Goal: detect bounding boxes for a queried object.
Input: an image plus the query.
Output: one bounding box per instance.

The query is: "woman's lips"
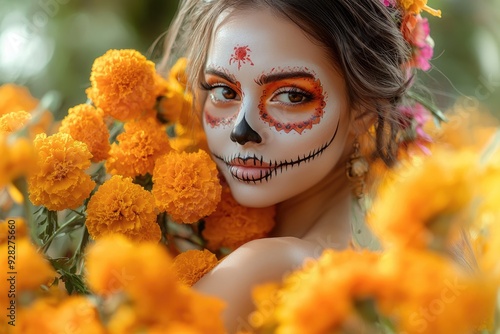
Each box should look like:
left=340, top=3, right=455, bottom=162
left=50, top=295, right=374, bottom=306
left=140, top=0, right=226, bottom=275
left=228, top=157, right=274, bottom=181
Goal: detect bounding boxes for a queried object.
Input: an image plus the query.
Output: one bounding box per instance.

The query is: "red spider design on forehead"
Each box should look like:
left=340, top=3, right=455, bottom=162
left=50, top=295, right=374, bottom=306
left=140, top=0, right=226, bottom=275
left=229, top=45, right=254, bottom=70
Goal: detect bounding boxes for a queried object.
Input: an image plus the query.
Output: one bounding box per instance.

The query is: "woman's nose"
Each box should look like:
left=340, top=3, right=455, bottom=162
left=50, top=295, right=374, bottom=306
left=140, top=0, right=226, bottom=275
left=230, top=115, right=262, bottom=145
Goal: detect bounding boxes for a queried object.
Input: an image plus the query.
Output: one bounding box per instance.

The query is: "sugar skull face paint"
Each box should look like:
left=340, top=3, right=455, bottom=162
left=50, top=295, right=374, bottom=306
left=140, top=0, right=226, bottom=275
left=229, top=45, right=254, bottom=70
left=202, top=8, right=350, bottom=207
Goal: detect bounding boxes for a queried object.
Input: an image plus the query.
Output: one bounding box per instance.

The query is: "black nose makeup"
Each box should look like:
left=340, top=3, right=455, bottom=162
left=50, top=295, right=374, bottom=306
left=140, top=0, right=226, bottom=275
left=230, top=115, right=262, bottom=145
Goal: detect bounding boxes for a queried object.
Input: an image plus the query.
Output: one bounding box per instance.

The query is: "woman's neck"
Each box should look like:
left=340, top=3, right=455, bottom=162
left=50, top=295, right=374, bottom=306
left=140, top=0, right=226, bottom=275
left=271, top=159, right=353, bottom=251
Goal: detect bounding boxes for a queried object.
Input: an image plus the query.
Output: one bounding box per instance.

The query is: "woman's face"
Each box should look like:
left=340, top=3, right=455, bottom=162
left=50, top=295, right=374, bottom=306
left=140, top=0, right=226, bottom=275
left=202, top=8, right=350, bottom=207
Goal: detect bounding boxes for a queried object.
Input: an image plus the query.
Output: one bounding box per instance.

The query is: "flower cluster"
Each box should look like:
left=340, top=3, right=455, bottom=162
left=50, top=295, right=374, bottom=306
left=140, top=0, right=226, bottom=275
left=379, top=0, right=444, bottom=155
left=247, top=132, right=500, bottom=333
left=0, top=47, right=278, bottom=332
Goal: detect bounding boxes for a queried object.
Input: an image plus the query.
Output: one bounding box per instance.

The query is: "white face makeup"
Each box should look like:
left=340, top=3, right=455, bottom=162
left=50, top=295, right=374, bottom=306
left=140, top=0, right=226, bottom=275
left=202, top=8, right=350, bottom=208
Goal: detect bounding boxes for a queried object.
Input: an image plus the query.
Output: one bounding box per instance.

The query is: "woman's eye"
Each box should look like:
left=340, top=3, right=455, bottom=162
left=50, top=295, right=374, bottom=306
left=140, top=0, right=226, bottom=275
left=273, top=90, right=310, bottom=104
left=210, top=86, right=239, bottom=102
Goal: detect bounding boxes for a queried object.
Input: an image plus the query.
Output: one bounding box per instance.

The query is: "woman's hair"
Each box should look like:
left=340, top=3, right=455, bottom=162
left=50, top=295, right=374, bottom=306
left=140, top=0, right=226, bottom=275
left=158, top=0, right=412, bottom=166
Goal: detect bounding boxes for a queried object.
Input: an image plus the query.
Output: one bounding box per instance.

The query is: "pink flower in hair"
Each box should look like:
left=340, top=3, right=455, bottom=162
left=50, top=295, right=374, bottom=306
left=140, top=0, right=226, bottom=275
left=404, top=15, right=434, bottom=71
left=380, top=0, right=396, bottom=6
left=399, top=103, right=433, bottom=154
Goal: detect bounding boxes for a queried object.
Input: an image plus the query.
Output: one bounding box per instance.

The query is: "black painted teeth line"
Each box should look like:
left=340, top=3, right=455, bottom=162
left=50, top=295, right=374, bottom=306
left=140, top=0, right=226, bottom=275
left=214, top=120, right=340, bottom=183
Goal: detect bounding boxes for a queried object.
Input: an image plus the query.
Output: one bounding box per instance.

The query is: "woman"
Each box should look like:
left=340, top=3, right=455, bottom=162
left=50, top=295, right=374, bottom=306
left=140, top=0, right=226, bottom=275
left=159, top=0, right=415, bottom=331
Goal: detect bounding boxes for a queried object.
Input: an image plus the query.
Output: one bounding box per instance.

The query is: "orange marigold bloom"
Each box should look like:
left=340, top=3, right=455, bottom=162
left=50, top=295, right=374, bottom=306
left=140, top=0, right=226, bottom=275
left=152, top=150, right=221, bottom=223
left=0, top=238, right=56, bottom=291
left=0, top=110, right=31, bottom=134
left=172, top=249, right=218, bottom=287
left=28, top=132, right=95, bottom=211
left=15, top=296, right=106, bottom=334
left=367, top=148, right=477, bottom=250
left=87, top=49, right=157, bottom=121
left=399, top=0, right=441, bottom=17
left=0, top=84, right=38, bottom=116
left=85, top=235, right=225, bottom=333
left=106, top=116, right=171, bottom=177
left=0, top=217, right=28, bottom=244
left=59, top=104, right=110, bottom=162
left=85, top=175, right=160, bottom=242
left=0, top=135, right=35, bottom=188
left=203, top=187, right=276, bottom=250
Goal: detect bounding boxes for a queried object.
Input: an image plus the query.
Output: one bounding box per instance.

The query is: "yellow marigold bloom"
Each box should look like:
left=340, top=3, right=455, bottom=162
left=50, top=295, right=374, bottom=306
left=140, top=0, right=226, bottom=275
left=106, top=116, right=171, bottom=177
left=28, top=132, right=95, bottom=211
left=0, top=135, right=35, bottom=188
left=87, top=49, right=157, bottom=121
left=172, top=249, right=218, bottom=286
left=85, top=235, right=225, bottom=333
left=368, top=148, right=477, bottom=250
left=85, top=175, right=160, bottom=242
left=15, top=296, right=105, bottom=334
left=0, top=217, right=28, bottom=244
left=399, top=0, right=441, bottom=17
left=152, top=150, right=221, bottom=223
left=203, top=187, right=276, bottom=250
left=0, top=110, right=31, bottom=134
left=0, top=84, right=38, bottom=116
left=59, top=104, right=110, bottom=162
left=169, top=121, right=209, bottom=153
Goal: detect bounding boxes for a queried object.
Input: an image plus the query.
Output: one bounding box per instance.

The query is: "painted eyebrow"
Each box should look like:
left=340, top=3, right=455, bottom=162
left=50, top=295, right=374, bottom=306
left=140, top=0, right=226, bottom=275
left=255, top=71, right=316, bottom=86
left=204, top=68, right=237, bottom=85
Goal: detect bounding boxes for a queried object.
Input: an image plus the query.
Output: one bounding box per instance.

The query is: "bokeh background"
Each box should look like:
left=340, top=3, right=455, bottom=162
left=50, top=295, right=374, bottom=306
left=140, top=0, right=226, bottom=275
left=0, top=0, right=499, bottom=120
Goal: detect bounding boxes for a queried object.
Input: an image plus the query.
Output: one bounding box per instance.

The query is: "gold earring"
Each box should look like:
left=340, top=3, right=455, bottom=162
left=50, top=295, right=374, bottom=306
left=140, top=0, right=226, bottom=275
left=346, top=140, right=369, bottom=199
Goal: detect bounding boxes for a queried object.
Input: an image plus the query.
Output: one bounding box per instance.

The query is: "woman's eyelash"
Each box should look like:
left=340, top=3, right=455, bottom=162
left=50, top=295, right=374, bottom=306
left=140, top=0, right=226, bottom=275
left=274, top=87, right=314, bottom=99
left=200, top=81, right=226, bottom=91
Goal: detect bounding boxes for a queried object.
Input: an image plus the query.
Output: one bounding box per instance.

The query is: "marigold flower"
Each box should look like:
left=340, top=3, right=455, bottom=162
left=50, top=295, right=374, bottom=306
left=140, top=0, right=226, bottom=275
left=85, top=235, right=225, bottom=333
left=203, top=187, right=276, bottom=250
left=59, top=104, right=110, bottom=162
left=87, top=49, right=157, bottom=121
left=0, top=239, right=56, bottom=292
left=172, top=249, right=218, bottom=286
left=0, top=135, right=35, bottom=187
left=0, top=110, right=31, bottom=135
left=152, top=150, right=221, bottom=223
left=15, top=296, right=105, bottom=334
left=258, top=248, right=494, bottom=334
left=106, top=116, right=171, bottom=177
left=28, top=132, right=95, bottom=211
left=0, top=218, right=28, bottom=244
left=367, top=148, right=477, bottom=250
left=0, top=84, right=38, bottom=116
left=85, top=175, right=160, bottom=242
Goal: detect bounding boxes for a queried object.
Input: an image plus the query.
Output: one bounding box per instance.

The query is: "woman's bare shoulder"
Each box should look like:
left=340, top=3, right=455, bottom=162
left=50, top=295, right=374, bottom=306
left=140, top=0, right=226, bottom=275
left=194, top=237, right=320, bottom=332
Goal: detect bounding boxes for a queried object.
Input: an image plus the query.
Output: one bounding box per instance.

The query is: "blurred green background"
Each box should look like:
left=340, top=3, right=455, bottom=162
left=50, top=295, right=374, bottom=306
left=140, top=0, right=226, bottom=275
left=0, top=0, right=499, bottom=119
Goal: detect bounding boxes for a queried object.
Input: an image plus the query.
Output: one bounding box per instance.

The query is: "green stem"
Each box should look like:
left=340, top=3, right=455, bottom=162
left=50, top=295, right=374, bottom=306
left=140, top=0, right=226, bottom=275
left=72, top=226, right=90, bottom=275
left=39, top=215, right=83, bottom=253
left=407, top=91, right=448, bottom=123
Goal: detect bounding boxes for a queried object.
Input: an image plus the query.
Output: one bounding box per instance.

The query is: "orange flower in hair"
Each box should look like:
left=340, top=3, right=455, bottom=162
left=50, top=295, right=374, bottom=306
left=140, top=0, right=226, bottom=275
left=172, top=249, right=218, bottom=287
left=106, top=116, right=171, bottom=177
left=59, top=104, right=110, bottom=162
left=203, top=187, right=276, bottom=251
left=85, top=175, right=160, bottom=242
left=399, top=0, right=441, bottom=17
left=0, top=110, right=31, bottom=134
left=152, top=150, right=221, bottom=223
left=87, top=49, right=157, bottom=121
left=28, top=133, right=95, bottom=211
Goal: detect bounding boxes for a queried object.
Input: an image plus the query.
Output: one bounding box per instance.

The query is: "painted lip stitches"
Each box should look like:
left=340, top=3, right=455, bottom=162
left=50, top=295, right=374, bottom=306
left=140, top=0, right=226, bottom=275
left=214, top=121, right=340, bottom=183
